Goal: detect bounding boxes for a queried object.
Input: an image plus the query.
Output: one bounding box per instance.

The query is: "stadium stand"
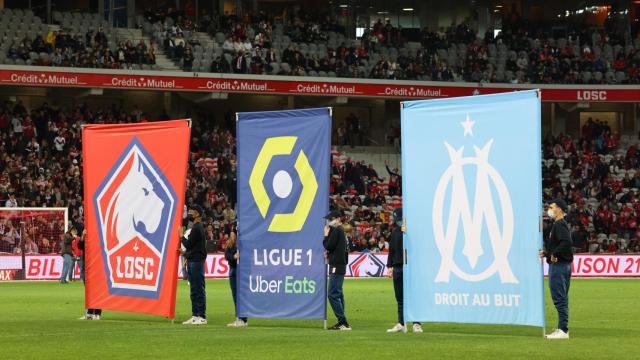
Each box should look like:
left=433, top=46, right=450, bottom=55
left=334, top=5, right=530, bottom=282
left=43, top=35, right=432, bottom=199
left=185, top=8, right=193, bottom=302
left=1, top=6, right=639, bottom=84
left=0, top=8, right=164, bottom=70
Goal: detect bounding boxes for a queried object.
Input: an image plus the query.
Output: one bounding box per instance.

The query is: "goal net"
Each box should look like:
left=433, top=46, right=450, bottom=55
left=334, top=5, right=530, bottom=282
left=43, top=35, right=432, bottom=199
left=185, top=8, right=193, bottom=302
left=0, top=207, right=68, bottom=254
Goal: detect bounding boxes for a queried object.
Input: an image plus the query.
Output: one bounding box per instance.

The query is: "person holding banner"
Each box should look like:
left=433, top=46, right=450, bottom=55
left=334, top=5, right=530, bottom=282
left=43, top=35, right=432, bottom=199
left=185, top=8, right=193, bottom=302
left=78, top=230, right=103, bottom=321
left=179, top=204, right=208, bottom=325
left=323, top=209, right=351, bottom=331
left=386, top=208, right=423, bottom=333
left=225, top=234, right=248, bottom=327
left=541, top=198, right=574, bottom=340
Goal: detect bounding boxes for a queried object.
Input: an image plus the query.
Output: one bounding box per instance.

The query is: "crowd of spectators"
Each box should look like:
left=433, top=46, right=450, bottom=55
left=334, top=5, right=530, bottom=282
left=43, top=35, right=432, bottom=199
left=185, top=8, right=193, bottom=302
left=542, top=119, right=640, bottom=253
left=0, top=210, right=66, bottom=254
left=145, top=6, right=199, bottom=67
left=6, top=27, right=156, bottom=69
left=5, top=5, right=640, bottom=84
left=163, top=8, right=640, bottom=84
left=2, top=99, right=640, bottom=255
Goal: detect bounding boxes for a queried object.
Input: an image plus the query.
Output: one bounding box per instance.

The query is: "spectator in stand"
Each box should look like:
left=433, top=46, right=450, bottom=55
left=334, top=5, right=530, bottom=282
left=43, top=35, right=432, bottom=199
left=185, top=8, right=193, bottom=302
left=385, top=161, right=401, bottom=196
left=205, top=224, right=217, bottom=253
left=233, top=52, right=249, bottom=73
left=1, top=222, right=18, bottom=253
left=5, top=193, right=17, bottom=207
left=183, top=46, right=194, bottom=70
left=24, top=238, right=39, bottom=254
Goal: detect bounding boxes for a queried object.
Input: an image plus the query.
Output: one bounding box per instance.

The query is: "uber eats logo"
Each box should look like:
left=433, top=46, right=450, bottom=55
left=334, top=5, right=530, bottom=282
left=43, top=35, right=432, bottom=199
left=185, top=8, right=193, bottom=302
left=249, top=136, right=318, bottom=232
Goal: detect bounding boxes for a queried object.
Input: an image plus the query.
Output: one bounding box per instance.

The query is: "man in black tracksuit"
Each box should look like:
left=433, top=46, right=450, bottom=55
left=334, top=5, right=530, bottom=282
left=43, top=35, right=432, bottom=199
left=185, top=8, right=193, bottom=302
left=386, top=208, right=422, bottom=333
left=541, top=198, right=573, bottom=339
left=323, top=209, right=351, bottom=330
left=179, top=204, right=207, bottom=325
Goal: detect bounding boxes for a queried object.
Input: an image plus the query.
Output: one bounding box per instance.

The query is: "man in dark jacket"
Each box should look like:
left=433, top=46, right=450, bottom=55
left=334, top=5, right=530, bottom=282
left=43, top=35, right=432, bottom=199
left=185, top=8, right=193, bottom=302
left=59, top=226, right=76, bottom=284
left=179, top=204, right=207, bottom=325
left=541, top=198, right=573, bottom=339
left=386, top=208, right=422, bottom=333
left=323, top=209, right=351, bottom=330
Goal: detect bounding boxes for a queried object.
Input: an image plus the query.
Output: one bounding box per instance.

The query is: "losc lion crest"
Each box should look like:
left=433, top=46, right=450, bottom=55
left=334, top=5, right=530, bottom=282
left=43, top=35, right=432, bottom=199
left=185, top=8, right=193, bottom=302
left=94, top=137, right=177, bottom=298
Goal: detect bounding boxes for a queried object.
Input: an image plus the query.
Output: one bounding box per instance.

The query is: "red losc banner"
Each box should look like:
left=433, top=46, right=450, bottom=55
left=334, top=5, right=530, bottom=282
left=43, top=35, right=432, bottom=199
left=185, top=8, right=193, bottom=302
left=82, top=120, right=190, bottom=318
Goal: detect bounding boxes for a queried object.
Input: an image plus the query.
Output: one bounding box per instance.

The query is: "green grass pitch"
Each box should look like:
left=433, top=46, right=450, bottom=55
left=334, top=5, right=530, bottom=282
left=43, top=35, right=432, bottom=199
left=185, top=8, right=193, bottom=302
left=0, top=278, right=638, bottom=359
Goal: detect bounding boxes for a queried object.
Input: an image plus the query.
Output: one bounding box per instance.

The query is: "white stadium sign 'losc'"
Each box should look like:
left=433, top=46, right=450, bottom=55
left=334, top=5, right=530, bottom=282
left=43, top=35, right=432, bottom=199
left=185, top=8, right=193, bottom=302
left=576, top=90, right=607, bottom=101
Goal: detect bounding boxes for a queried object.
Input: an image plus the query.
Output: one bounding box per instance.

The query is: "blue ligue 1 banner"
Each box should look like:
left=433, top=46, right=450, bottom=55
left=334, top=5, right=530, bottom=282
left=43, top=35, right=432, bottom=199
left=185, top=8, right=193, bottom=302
left=401, top=91, right=545, bottom=327
left=236, top=108, right=330, bottom=320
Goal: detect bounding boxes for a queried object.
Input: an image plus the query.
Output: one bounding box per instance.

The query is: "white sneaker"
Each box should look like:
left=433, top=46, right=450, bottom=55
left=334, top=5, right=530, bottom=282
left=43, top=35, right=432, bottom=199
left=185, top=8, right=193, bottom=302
left=193, top=317, right=207, bottom=325
left=386, top=323, right=406, bottom=333
left=78, top=315, right=93, bottom=320
left=92, top=315, right=101, bottom=321
left=337, top=324, right=352, bottom=331
left=545, top=329, right=569, bottom=339
left=227, top=318, right=248, bottom=327
left=545, top=329, right=559, bottom=338
left=413, top=323, right=423, bottom=333
left=182, top=316, right=198, bottom=325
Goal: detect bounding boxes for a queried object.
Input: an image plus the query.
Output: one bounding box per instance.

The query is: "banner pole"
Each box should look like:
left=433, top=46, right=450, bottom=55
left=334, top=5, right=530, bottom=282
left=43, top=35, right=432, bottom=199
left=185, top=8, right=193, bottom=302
left=539, top=214, right=546, bottom=339
left=403, top=225, right=408, bottom=334
left=541, top=256, right=546, bottom=339
left=324, top=107, right=331, bottom=330
left=324, top=261, right=329, bottom=330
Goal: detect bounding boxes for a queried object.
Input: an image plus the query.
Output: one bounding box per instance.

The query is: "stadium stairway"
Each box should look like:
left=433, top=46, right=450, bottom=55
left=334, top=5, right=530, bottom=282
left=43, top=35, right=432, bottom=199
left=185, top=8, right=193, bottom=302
left=153, top=48, right=181, bottom=71
left=192, top=31, right=215, bottom=50
left=113, top=28, right=180, bottom=71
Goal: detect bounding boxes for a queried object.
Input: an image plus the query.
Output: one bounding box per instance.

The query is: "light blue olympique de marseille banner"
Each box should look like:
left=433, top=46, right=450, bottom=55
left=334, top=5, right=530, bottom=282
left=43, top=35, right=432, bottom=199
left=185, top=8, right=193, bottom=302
left=401, top=90, right=544, bottom=327
left=236, top=108, right=330, bottom=320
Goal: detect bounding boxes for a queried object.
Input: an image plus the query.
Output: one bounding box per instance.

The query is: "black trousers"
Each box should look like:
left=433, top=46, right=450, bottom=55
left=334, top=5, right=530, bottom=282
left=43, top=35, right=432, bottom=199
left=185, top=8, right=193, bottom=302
left=187, top=260, right=206, bottom=318
left=229, top=267, right=247, bottom=322
left=392, top=266, right=420, bottom=326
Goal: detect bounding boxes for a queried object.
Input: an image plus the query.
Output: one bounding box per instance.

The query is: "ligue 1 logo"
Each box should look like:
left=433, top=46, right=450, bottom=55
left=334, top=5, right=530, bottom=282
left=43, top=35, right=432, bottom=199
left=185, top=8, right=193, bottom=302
left=248, top=136, right=318, bottom=232
left=93, top=137, right=177, bottom=298
left=432, top=115, right=518, bottom=284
